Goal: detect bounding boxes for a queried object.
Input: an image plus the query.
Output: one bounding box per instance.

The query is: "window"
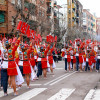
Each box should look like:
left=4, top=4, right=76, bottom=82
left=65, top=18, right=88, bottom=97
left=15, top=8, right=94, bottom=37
left=83, top=12, right=86, bottom=18
left=0, top=11, right=5, bottom=23
left=68, top=9, right=71, bottom=14
left=69, top=18, right=71, bottom=23
left=0, top=0, right=5, bottom=4
left=42, top=11, right=44, bottom=17
left=69, top=0, right=71, bottom=5
left=12, top=17, right=14, bottom=25
left=18, top=0, right=21, bottom=8
left=39, top=10, right=42, bottom=16
left=11, top=0, right=15, bottom=4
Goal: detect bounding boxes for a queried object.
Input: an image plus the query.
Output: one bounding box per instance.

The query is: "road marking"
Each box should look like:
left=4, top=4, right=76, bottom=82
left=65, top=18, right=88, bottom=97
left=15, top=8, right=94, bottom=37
left=0, top=88, right=19, bottom=97
left=55, top=68, right=64, bottom=70
left=11, top=88, right=47, bottom=100
left=22, top=84, right=42, bottom=86
left=48, top=88, right=75, bottom=100
left=50, top=72, right=76, bottom=86
left=84, top=89, right=100, bottom=100
left=44, top=73, right=69, bottom=85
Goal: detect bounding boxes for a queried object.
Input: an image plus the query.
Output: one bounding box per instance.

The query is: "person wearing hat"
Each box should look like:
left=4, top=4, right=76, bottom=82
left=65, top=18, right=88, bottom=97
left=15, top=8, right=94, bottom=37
left=1, top=34, right=21, bottom=96
left=47, top=43, right=56, bottom=74
left=37, top=43, right=50, bottom=79
left=18, top=42, right=32, bottom=88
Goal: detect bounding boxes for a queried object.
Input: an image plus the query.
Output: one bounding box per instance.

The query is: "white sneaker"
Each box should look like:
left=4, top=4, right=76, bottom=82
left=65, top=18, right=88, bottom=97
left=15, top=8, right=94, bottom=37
left=27, top=86, right=31, bottom=89
left=14, top=92, right=18, bottom=96
left=4, top=93, right=8, bottom=96
left=1, top=87, right=3, bottom=89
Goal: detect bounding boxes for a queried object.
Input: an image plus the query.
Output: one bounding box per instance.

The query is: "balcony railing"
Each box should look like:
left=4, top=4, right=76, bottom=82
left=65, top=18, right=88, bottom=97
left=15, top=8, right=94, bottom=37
left=46, top=0, right=51, bottom=3
left=0, top=0, right=6, bottom=5
left=54, top=1, right=57, bottom=7
left=24, top=2, right=36, bottom=15
left=0, top=23, right=7, bottom=27
left=54, top=12, right=57, bottom=18
left=47, top=7, right=51, bottom=15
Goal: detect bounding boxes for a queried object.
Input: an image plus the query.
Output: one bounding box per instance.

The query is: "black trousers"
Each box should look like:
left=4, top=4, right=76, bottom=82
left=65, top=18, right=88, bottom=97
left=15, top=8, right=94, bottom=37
left=19, top=66, right=25, bottom=76
left=65, top=58, right=67, bottom=70
left=1, top=69, right=8, bottom=93
left=37, top=61, right=42, bottom=77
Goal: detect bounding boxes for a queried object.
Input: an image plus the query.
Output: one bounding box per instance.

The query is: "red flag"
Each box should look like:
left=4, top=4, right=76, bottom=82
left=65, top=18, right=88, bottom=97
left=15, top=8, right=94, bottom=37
left=55, top=36, right=57, bottom=42
left=17, top=21, right=22, bottom=31
left=4, top=33, right=5, bottom=38
left=70, top=40, right=72, bottom=44
left=17, top=21, right=30, bottom=35
left=26, top=29, right=31, bottom=38
left=30, top=30, right=34, bottom=38
left=46, top=35, right=49, bottom=42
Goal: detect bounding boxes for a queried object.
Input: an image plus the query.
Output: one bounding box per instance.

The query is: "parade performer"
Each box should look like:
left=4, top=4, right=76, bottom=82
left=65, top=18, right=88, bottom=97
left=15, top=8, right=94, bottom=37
left=37, top=43, right=50, bottom=79
left=1, top=34, right=21, bottom=96
left=18, top=42, right=32, bottom=88
left=48, top=43, right=56, bottom=74
left=71, top=47, right=76, bottom=71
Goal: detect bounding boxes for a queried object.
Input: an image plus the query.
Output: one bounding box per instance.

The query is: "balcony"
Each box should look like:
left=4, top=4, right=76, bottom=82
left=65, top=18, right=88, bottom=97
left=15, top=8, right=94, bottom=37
left=72, top=3, right=75, bottom=8
left=72, top=17, right=76, bottom=22
left=54, top=1, right=57, bottom=7
left=72, top=12, right=75, bottom=17
left=0, top=0, right=7, bottom=11
left=24, top=2, right=36, bottom=15
left=0, top=23, right=7, bottom=33
left=54, top=11, right=57, bottom=18
left=46, top=0, right=51, bottom=3
left=76, top=18, right=79, bottom=24
left=47, top=7, right=51, bottom=16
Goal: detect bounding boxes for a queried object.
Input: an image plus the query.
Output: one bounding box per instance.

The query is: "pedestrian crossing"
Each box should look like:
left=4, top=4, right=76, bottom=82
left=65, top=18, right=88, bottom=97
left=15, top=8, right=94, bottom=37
left=11, top=88, right=47, bottom=100
left=48, top=88, right=75, bottom=100
left=0, top=88, right=100, bottom=100
left=84, top=89, right=100, bottom=100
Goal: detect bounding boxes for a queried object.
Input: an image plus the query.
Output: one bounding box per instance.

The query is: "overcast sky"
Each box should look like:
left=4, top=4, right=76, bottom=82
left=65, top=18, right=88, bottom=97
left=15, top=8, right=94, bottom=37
left=57, top=0, right=100, bottom=17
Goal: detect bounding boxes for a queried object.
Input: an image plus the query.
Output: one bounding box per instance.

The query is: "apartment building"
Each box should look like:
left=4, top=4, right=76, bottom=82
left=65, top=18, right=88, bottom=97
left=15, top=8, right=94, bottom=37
left=67, top=0, right=83, bottom=29
left=0, top=0, right=57, bottom=37
left=83, top=9, right=96, bottom=35
left=96, top=18, right=100, bottom=35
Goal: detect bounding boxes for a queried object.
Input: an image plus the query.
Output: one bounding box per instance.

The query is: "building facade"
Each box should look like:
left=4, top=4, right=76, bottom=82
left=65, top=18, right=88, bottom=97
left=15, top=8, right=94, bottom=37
left=96, top=18, right=100, bottom=35
left=83, top=9, right=96, bottom=35
left=0, top=0, right=57, bottom=38
left=67, top=0, right=83, bottom=29
left=0, top=0, right=8, bottom=34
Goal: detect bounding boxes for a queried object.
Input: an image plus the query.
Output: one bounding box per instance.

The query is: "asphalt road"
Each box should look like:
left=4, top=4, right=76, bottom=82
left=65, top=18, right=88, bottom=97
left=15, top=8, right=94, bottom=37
left=0, top=61, right=100, bottom=100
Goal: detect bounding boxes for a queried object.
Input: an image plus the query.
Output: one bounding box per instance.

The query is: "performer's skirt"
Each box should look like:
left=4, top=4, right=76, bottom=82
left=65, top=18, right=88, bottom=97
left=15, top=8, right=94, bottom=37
left=48, top=56, right=53, bottom=64
left=23, top=61, right=31, bottom=74
left=41, top=58, right=47, bottom=69
left=7, top=61, right=18, bottom=76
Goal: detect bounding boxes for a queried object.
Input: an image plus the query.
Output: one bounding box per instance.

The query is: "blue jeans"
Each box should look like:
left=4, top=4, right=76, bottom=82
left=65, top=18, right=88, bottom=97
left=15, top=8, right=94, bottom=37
left=37, top=61, right=42, bottom=77
left=76, top=56, right=79, bottom=71
left=65, top=58, right=67, bottom=70
left=96, top=59, right=100, bottom=70
left=1, top=69, right=8, bottom=93
left=85, top=62, right=90, bottom=71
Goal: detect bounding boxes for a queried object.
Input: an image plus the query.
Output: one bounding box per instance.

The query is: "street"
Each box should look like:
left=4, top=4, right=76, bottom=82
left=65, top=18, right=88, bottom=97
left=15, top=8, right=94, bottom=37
left=0, top=61, right=100, bottom=100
